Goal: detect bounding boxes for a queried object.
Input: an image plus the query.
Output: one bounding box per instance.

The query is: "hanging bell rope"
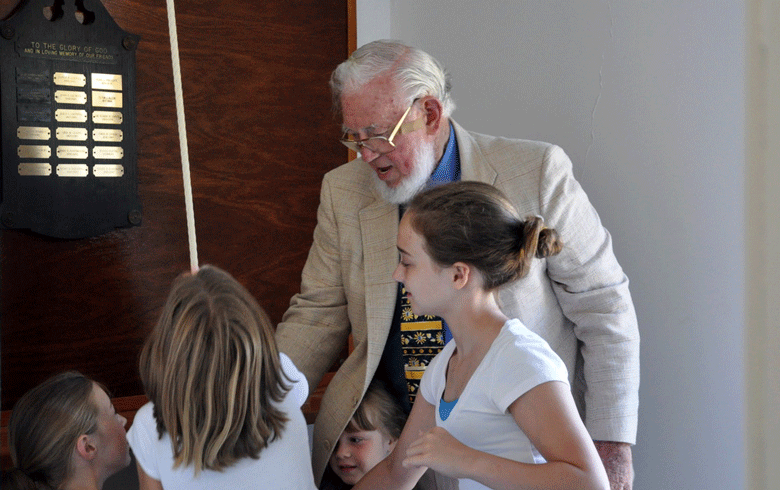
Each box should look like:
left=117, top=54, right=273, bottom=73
left=165, top=0, right=199, bottom=272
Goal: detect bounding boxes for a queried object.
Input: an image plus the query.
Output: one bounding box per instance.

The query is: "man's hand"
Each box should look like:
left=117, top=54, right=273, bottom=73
left=594, top=441, right=633, bottom=490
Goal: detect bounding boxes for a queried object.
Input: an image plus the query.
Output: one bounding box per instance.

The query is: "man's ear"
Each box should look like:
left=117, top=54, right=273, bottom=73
left=75, top=434, right=97, bottom=461
left=421, top=96, right=443, bottom=133
left=452, top=262, right=471, bottom=289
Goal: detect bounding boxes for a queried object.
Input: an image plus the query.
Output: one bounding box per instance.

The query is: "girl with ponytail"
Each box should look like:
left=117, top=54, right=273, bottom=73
left=2, top=371, right=130, bottom=490
left=354, top=181, right=609, bottom=490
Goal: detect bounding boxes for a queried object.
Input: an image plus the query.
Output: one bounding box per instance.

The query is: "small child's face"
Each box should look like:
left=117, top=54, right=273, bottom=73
left=329, top=429, right=397, bottom=485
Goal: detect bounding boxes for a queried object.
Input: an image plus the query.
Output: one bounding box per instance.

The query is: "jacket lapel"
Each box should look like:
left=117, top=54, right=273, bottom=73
left=452, top=120, right=498, bottom=184
left=359, top=197, right=400, bottom=377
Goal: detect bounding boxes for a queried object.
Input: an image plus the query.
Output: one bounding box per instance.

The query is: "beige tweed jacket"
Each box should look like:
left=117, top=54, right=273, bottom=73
left=275, top=120, right=640, bottom=486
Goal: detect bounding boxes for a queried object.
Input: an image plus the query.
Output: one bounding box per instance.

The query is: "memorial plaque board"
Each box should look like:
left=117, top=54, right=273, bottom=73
left=1, top=0, right=141, bottom=238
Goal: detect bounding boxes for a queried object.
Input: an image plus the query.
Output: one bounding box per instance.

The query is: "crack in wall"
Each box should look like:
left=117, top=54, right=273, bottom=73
left=581, top=0, right=613, bottom=180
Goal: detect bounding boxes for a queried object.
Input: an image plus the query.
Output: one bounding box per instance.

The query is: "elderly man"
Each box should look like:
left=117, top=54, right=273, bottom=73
left=276, top=40, right=639, bottom=490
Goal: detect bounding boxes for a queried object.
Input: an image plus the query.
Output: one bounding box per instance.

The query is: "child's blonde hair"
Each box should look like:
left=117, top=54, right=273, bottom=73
left=139, top=265, right=290, bottom=473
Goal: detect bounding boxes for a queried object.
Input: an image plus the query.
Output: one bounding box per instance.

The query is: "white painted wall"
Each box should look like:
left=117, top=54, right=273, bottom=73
left=745, top=2, right=780, bottom=489
left=357, top=1, right=747, bottom=489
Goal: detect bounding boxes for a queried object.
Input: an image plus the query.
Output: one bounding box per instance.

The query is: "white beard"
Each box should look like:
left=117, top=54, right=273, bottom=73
left=371, top=141, right=437, bottom=205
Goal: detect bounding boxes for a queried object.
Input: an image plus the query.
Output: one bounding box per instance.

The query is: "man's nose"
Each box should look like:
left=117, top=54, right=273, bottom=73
left=359, top=145, right=381, bottom=163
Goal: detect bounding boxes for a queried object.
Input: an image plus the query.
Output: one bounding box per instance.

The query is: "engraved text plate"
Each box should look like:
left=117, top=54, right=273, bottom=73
left=91, top=73, right=122, bottom=91
left=54, top=90, right=87, bottom=104
left=93, top=146, right=123, bottom=159
left=55, top=109, right=88, bottom=123
left=18, top=145, right=51, bottom=158
left=92, top=129, right=123, bottom=142
left=18, top=163, right=52, bottom=176
left=92, top=90, right=122, bottom=108
left=53, top=72, right=87, bottom=87
left=56, top=127, right=88, bottom=141
left=17, top=126, right=51, bottom=140
left=56, top=164, right=89, bottom=177
left=56, top=145, right=89, bottom=159
left=93, top=164, right=124, bottom=177
left=92, top=110, right=123, bottom=124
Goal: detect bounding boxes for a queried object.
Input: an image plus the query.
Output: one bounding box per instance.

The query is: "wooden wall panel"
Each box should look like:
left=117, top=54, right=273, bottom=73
left=0, top=0, right=348, bottom=411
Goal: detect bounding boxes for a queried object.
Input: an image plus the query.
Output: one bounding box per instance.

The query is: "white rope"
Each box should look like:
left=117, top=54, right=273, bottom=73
left=165, top=0, right=199, bottom=272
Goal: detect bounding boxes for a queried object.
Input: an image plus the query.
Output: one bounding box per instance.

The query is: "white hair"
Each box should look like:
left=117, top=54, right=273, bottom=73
left=330, top=39, right=455, bottom=117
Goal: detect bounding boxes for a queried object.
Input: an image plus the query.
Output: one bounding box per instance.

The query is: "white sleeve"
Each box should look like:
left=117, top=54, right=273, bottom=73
left=280, top=352, right=309, bottom=408
left=126, top=402, right=162, bottom=480
left=492, top=332, right=570, bottom=413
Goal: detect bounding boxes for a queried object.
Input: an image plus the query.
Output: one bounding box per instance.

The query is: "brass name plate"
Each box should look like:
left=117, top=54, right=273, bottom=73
left=91, top=73, right=122, bottom=91
left=93, top=164, right=124, bottom=177
left=56, top=164, right=89, bottom=177
left=18, top=163, right=52, bottom=176
left=92, top=90, right=122, bottom=108
left=56, top=145, right=88, bottom=159
left=56, top=127, right=88, bottom=141
left=18, top=145, right=51, bottom=158
left=93, top=129, right=123, bottom=142
left=17, top=126, right=51, bottom=140
left=92, top=111, right=123, bottom=125
left=55, top=109, right=88, bottom=123
left=93, top=146, right=123, bottom=159
left=53, top=72, right=86, bottom=87
left=54, top=90, right=87, bottom=104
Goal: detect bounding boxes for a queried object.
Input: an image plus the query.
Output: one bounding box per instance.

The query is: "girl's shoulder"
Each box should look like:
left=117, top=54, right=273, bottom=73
left=488, top=319, right=568, bottom=379
left=129, top=401, right=156, bottom=431
left=500, top=319, right=556, bottom=353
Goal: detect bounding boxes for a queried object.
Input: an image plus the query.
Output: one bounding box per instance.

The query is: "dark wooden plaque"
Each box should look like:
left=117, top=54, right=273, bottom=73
left=0, top=0, right=141, bottom=238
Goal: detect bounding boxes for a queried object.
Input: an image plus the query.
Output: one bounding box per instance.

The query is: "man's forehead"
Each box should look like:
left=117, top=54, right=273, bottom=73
left=341, top=120, right=382, bottom=134
left=341, top=83, right=405, bottom=132
left=341, top=107, right=397, bottom=134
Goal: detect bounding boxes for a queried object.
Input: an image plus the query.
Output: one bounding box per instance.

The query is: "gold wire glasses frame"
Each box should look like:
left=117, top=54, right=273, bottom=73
left=340, top=100, right=426, bottom=155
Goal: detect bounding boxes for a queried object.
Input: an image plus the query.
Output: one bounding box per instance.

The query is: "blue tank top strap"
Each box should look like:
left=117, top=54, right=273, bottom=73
left=439, top=397, right=458, bottom=420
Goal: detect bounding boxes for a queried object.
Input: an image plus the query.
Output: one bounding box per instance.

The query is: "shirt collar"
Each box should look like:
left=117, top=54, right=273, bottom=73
left=428, top=122, right=461, bottom=186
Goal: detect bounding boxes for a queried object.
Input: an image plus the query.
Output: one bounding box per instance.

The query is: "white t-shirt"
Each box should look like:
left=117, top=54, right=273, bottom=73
left=420, top=319, right=569, bottom=490
left=128, top=353, right=316, bottom=490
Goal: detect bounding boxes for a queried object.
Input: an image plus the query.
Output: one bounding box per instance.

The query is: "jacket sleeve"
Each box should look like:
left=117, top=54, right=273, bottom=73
left=275, top=176, right=351, bottom=394
left=539, top=145, right=640, bottom=444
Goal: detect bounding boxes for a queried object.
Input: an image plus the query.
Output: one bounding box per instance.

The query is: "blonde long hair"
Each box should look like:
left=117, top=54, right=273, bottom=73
left=138, top=265, right=290, bottom=473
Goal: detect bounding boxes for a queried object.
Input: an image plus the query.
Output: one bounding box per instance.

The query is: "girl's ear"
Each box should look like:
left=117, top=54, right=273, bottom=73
left=384, top=436, right=398, bottom=455
left=75, top=434, right=97, bottom=461
left=451, top=262, right=471, bottom=289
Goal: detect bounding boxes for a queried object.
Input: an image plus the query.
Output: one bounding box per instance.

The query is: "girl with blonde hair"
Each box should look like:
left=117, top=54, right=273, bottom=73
left=128, top=265, right=315, bottom=489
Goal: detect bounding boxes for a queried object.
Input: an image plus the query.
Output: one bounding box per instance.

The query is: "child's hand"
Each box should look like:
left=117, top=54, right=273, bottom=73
left=402, top=427, right=472, bottom=478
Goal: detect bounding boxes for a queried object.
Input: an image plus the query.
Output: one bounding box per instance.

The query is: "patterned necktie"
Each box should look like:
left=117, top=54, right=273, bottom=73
left=399, top=284, right=447, bottom=405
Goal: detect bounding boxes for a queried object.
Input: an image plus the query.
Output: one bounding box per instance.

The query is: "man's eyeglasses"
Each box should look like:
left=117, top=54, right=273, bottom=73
left=340, top=100, right=425, bottom=155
